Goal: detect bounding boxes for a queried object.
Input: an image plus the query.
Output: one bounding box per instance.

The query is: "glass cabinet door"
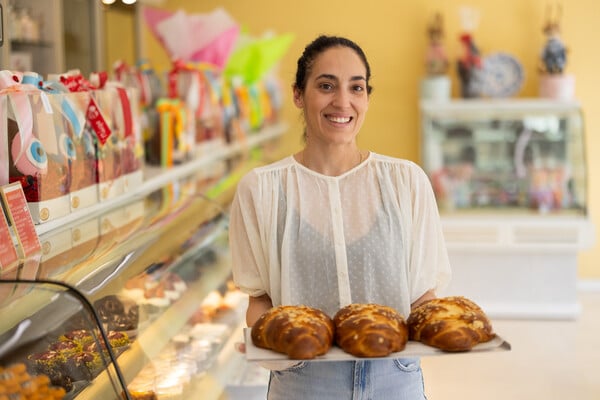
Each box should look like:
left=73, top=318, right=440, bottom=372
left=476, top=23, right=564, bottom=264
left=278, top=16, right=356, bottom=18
left=0, top=280, right=128, bottom=399
left=420, top=99, right=587, bottom=215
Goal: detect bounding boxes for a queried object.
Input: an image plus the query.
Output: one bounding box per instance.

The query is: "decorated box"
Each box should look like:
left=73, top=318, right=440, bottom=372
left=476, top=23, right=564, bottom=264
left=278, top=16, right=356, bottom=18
left=1, top=75, right=71, bottom=224
left=167, top=63, right=226, bottom=160
left=49, top=91, right=99, bottom=212
left=90, top=87, right=125, bottom=201
left=113, top=86, right=144, bottom=193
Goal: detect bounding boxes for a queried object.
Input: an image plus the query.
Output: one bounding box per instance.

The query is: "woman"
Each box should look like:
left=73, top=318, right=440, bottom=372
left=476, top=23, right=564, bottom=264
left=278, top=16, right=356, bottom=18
left=230, top=35, right=451, bottom=399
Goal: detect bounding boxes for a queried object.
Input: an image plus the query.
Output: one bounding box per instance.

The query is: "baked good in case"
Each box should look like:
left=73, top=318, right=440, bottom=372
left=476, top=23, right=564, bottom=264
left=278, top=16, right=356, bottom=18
left=333, top=303, right=408, bottom=357
left=407, top=296, right=495, bottom=352
left=251, top=305, right=334, bottom=359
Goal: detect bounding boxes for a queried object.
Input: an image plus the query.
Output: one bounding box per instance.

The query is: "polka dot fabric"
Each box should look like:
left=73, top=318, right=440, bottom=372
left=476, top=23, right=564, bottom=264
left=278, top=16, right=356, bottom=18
left=230, top=153, right=451, bottom=318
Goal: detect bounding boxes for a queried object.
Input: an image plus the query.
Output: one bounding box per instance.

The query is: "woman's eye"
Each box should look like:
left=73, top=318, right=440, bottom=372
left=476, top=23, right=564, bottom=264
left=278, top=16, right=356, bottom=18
left=319, top=83, right=333, bottom=91
left=353, top=85, right=365, bottom=92
left=59, top=133, right=77, bottom=160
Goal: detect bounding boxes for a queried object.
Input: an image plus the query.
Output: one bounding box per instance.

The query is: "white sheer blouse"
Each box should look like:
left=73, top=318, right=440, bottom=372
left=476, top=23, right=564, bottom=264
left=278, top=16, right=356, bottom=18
left=229, top=152, right=451, bottom=318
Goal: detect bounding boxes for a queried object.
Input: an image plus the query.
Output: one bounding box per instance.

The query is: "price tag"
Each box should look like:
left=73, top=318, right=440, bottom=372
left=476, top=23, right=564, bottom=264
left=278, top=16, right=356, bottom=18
left=0, top=203, right=19, bottom=274
left=0, top=183, right=41, bottom=258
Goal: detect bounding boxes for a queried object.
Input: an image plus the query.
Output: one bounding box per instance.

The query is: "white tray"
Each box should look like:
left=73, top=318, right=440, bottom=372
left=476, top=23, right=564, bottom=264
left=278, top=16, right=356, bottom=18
left=244, top=328, right=510, bottom=362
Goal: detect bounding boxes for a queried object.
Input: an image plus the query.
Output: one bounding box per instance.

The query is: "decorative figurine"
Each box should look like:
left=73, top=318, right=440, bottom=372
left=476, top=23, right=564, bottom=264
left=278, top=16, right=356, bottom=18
left=425, top=13, right=449, bottom=76
left=540, top=4, right=567, bottom=74
left=420, top=12, right=451, bottom=101
left=538, top=3, right=574, bottom=100
left=457, top=7, right=483, bottom=98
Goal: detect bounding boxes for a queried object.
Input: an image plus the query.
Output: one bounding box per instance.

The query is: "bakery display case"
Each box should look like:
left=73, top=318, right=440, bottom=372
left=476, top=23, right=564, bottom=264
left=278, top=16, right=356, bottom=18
left=420, top=99, right=595, bottom=319
left=0, top=125, right=285, bottom=399
left=0, top=280, right=128, bottom=399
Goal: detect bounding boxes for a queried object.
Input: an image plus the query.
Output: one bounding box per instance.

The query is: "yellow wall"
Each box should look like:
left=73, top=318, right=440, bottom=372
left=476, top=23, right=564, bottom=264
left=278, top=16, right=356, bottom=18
left=138, top=0, right=600, bottom=279
left=104, top=6, right=137, bottom=72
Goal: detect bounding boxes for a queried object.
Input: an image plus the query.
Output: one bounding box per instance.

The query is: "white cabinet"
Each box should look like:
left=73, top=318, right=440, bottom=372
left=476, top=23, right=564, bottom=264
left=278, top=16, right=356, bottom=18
left=420, top=99, right=595, bottom=320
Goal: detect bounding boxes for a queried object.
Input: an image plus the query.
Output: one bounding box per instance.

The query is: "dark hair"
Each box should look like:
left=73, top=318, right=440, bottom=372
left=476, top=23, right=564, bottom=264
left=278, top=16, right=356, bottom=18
left=294, top=35, right=373, bottom=95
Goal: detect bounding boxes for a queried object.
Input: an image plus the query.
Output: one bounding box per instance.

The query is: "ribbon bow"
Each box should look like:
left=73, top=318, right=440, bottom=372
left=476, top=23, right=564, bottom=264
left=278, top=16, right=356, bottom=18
left=58, top=71, right=112, bottom=145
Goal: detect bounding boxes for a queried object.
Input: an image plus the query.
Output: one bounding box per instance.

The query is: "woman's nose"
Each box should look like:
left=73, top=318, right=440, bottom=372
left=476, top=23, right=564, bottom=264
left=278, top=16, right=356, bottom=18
left=331, top=89, right=350, bottom=107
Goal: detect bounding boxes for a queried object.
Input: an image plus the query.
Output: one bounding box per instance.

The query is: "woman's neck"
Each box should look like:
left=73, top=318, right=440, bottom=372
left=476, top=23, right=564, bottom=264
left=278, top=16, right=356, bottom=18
left=297, top=145, right=364, bottom=176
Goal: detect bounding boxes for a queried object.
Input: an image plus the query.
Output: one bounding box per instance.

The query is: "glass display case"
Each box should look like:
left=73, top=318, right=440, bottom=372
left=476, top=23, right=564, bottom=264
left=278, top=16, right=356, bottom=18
left=0, top=280, right=127, bottom=399
left=0, top=183, right=237, bottom=400
left=420, top=99, right=595, bottom=320
left=0, top=125, right=285, bottom=399
left=421, top=99, right=587, bottom=214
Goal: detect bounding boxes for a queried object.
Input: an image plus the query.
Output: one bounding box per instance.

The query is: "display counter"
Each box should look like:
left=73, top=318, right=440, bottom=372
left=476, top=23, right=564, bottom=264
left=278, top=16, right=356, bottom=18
left=420, top=99, right=595, bottom=319
left=0, top=124, right=285, bottom=399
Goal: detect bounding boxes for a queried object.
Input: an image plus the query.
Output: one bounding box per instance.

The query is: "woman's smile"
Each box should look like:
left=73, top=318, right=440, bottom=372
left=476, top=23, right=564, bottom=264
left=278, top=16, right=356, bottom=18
left=325, top=114, right=353, bottom=124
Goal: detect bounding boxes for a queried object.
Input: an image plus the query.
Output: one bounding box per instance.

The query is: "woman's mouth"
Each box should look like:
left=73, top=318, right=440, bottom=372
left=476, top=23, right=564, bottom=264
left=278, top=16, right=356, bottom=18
left=326, top=115, right=352, bottom=123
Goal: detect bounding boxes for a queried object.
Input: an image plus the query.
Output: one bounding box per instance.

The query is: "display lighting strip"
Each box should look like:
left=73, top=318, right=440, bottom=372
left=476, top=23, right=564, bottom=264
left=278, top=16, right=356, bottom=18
left=102, top=0, right=137, bottom=5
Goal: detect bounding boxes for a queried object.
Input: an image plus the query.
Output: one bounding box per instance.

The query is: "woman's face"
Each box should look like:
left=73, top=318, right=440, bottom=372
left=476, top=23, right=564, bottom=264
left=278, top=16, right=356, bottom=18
left=294, top=46, right=369, bottom=146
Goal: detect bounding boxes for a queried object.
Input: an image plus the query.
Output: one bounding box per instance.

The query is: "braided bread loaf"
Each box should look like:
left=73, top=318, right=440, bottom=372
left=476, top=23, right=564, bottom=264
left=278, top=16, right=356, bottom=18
left=251, top=305, right=334, bottom=359
left=407, top=296, right=495, bottom=352
left=333, top=303, right=408, bottom=357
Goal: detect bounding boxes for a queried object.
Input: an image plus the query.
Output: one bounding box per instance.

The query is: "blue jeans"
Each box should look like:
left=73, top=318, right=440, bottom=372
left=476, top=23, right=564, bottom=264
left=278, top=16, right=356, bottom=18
left=267, top=358, right=426, bottom=400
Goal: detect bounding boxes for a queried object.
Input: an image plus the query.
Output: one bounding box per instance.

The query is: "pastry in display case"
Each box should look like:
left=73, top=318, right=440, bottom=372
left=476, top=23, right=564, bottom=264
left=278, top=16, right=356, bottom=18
left=0, top=188, right=238, bottom=400
left=420, top=99, right=594, bottom=320
left=0, top=280, right=128, bottom=399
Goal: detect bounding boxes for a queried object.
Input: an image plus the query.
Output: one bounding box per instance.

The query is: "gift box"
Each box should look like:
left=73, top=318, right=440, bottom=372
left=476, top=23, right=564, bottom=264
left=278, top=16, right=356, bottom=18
left=151, top=98, right=194, bottom=167
left=113, top=60, right=163, bottom=169
left=194, top=69, right=226, bottom=157
left=116, top=87, right=144, bottom=193
left=91, top=87, right=125, bottom=201
left=49, top=91, right=99, bottom=212
left=167, top=63, right=226, bottom=158
left=3, top=87, right=71, bottom=224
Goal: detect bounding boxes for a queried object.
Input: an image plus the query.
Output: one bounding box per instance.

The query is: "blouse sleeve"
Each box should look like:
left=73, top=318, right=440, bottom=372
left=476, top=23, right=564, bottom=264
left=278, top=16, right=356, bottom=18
left=405, top=162, right=452, bottom=302
left=229, top=171, right=269, bottom=298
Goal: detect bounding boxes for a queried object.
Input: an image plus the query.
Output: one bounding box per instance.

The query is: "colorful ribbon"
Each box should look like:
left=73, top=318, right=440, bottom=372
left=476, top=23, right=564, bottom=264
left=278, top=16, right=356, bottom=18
left=58, top=71, right=112, bottom=145
left=0, top=70, right=47, bottom=174
left=156, top=98, right=187, bottom=167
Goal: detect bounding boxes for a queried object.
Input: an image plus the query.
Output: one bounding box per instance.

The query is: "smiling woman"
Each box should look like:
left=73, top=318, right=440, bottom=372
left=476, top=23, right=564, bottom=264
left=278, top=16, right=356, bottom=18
left=292, top=43, right=370, bottom=176
left=229, top=35, right=452, bottom=400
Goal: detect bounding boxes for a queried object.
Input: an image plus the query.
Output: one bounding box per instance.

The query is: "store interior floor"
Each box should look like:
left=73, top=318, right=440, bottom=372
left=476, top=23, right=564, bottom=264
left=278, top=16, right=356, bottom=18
left=421, top=289, right=600, bottom=400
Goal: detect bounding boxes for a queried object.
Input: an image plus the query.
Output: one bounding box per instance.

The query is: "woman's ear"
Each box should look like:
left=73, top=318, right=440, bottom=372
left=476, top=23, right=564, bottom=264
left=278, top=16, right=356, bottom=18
left=292, top=86, right=303, bottom=108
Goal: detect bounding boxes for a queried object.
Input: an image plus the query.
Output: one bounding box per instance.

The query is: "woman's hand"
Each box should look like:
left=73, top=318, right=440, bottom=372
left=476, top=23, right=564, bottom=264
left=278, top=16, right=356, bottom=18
left=246, top=293, right=273, bottom=326
left=411, top=289, right=436, bottom=310
left=235, top=342, right=246, bottom=353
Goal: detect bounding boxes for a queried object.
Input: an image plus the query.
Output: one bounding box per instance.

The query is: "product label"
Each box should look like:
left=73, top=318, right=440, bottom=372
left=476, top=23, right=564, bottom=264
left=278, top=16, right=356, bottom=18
left=87, top=98, right=111, bottom=144
left=0, top=182, right=41, bottom=258
left=0, top=202, right=19, bottom=272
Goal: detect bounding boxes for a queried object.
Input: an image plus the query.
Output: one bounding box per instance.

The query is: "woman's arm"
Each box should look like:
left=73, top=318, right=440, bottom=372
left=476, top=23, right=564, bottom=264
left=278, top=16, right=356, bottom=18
left=246, top=293, right=273, bottom=327
left=411, top=289, right=436, bottom=310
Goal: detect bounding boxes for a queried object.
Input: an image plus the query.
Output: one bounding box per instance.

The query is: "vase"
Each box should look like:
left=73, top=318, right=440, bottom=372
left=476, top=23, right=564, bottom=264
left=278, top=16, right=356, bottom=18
left=539, top=74, right=575, bottom=100
left=420, top=75, right=451, bottom=101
